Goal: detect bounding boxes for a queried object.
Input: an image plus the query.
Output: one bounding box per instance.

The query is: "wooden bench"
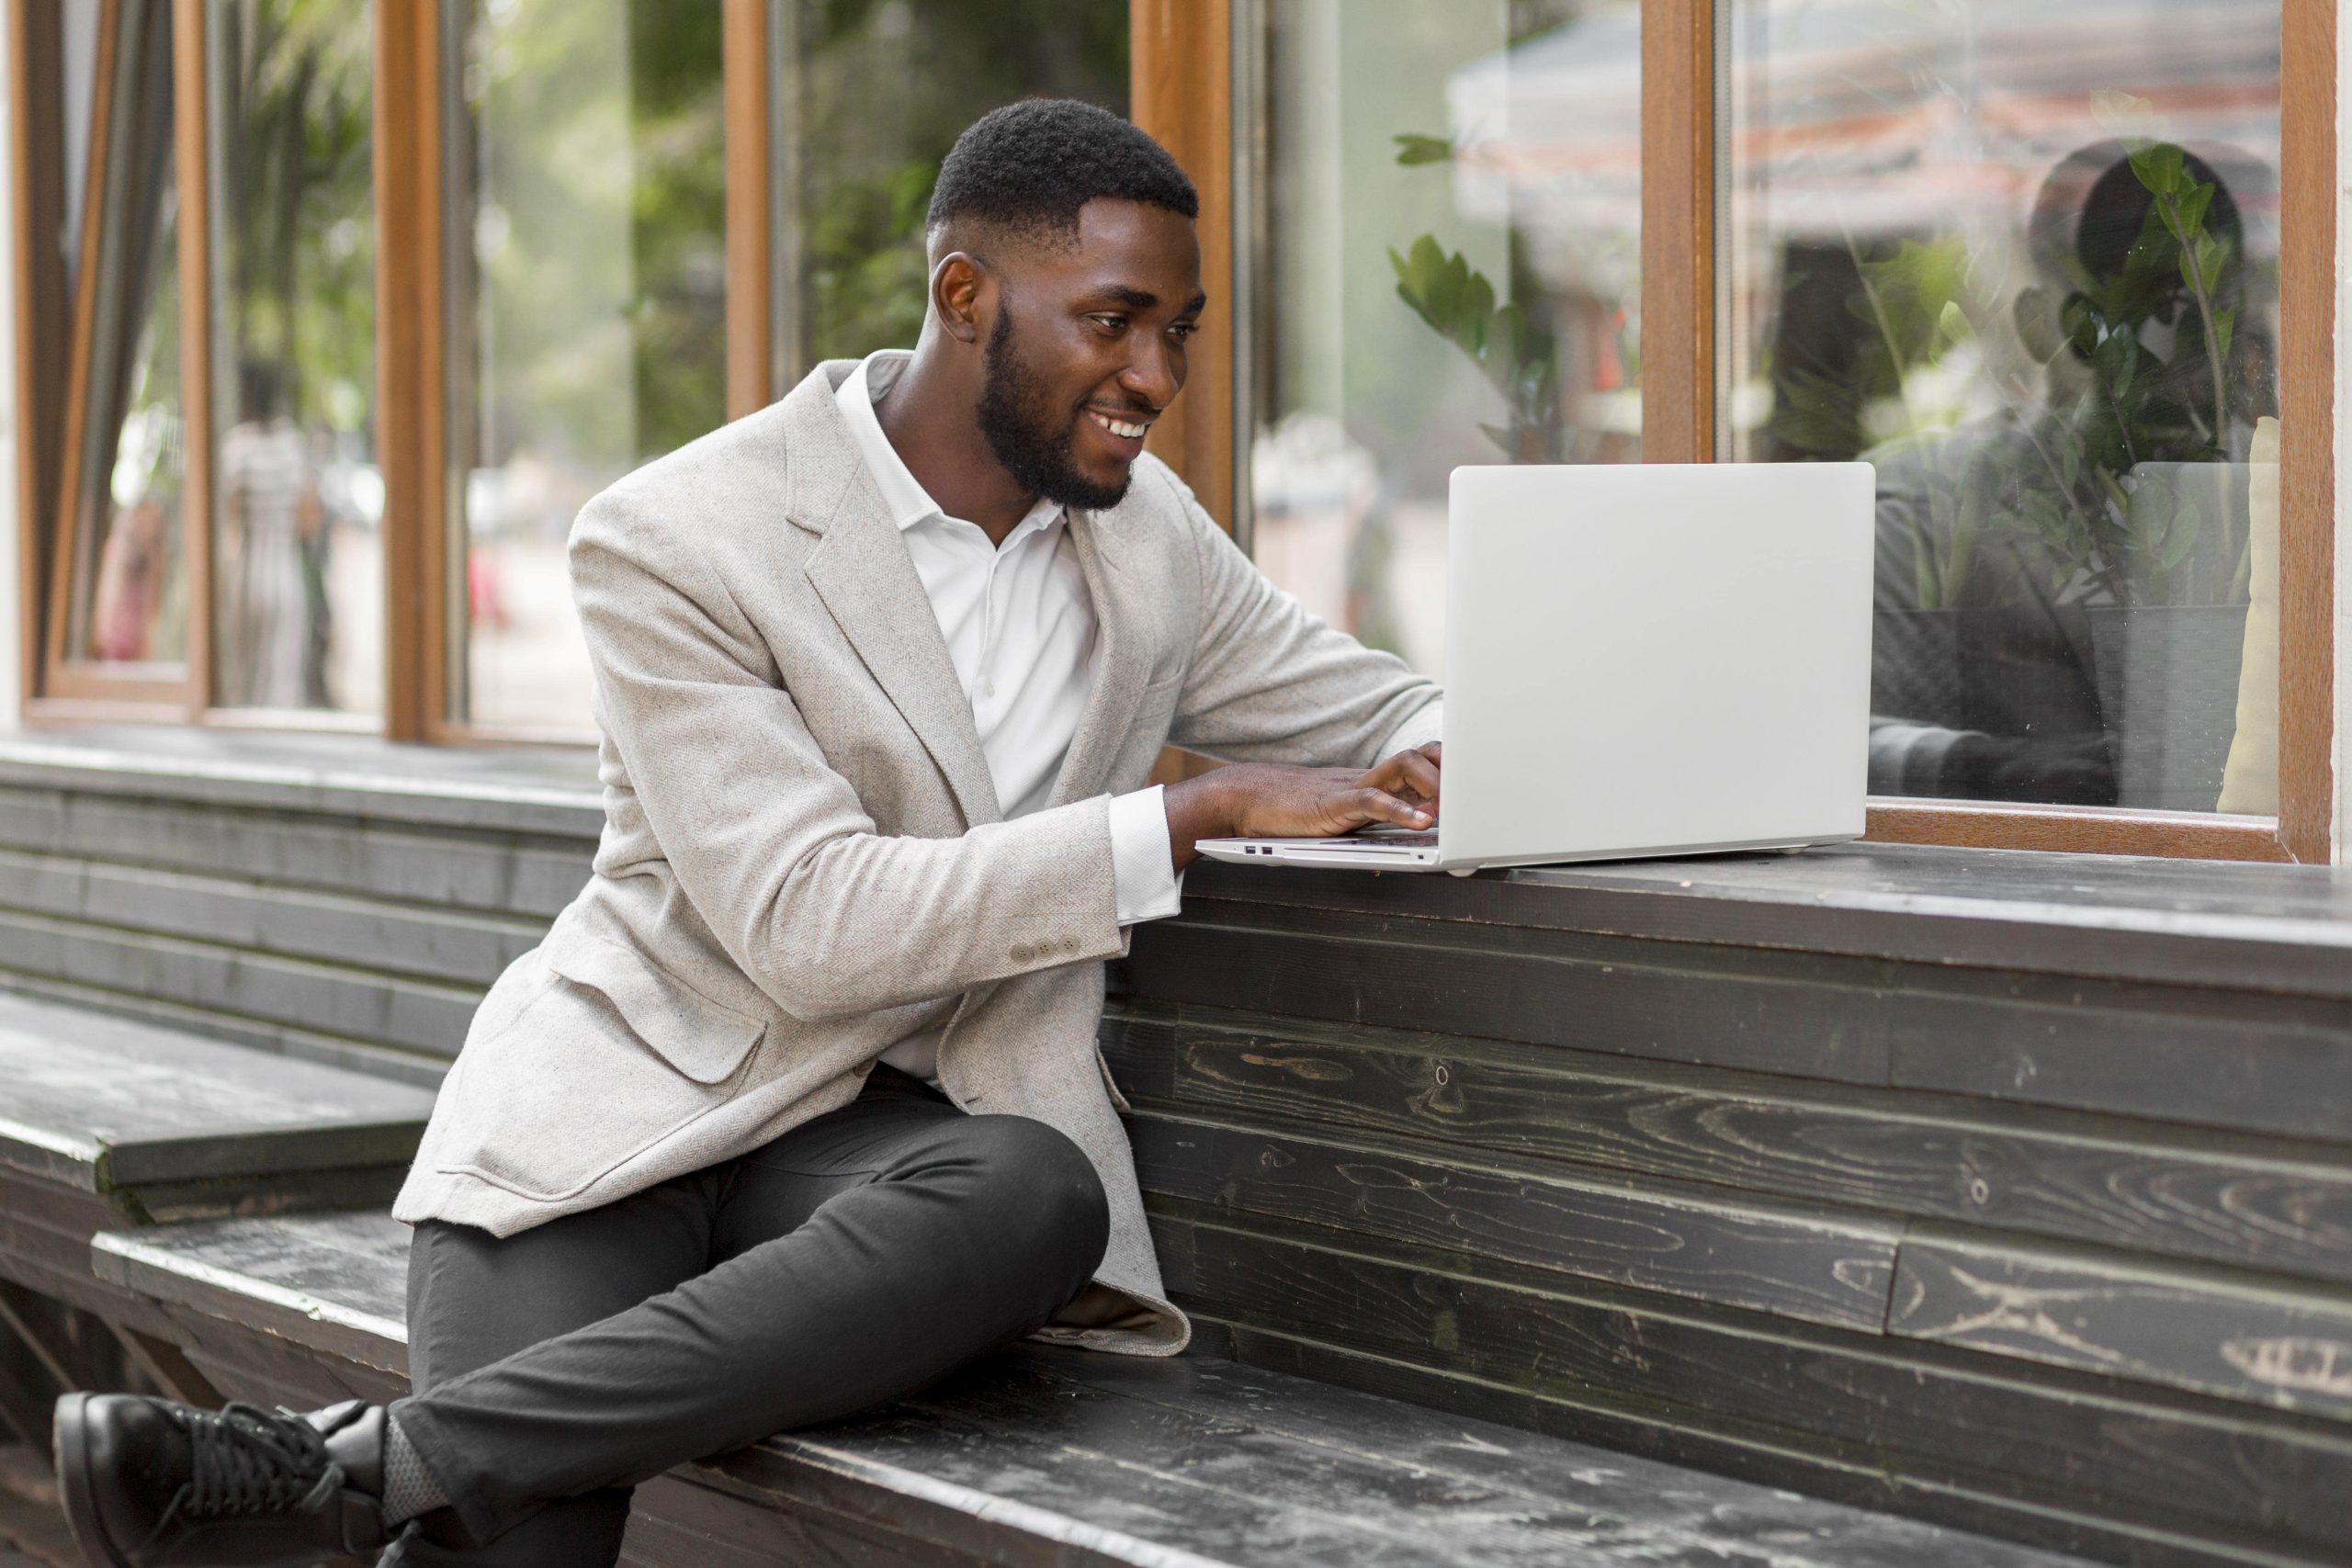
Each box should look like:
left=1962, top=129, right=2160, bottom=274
left=0, top=994, right=433, bottom=1455
left=0, top=729, right=557, bottom=1459
left=88, top=1211, right=2085, bottom=1568
left=3, top=730, right=2346, bottom=1564
left=1105, top=851, right=2352, bottom=1566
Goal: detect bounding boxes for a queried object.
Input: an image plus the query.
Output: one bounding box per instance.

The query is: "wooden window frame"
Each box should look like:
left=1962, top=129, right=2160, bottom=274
left=30, top=0, right=206, bottom=720
left=1149, top=0, right=2336, bottom=863
left=9, top=0, right=763, bottom=746
left=7, top=0, right=2332, bottom=854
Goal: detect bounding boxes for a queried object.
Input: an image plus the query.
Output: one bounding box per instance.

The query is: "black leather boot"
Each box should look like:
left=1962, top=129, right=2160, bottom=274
left=52, top=1393, right=390, bottom=1567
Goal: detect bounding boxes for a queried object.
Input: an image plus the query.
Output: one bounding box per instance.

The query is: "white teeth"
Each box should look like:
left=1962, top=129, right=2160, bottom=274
left=1092, top=412, right=1148, bottom=440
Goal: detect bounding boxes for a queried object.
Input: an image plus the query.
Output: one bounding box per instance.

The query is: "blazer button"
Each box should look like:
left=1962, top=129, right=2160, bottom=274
left=1009, top=942, right=1034, bottom=963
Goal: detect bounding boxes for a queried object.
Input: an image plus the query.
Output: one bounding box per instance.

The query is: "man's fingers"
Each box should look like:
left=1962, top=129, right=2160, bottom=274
left=1363, top=750, right=1442, bottom=811
left=1391, top=750, right=1442, bottom=807
left=1341, top=786, right=1432, bottom=829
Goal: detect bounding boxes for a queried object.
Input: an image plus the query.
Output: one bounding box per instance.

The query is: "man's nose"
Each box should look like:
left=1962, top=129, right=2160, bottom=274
left=1120, top=336, right=1182, bottom=412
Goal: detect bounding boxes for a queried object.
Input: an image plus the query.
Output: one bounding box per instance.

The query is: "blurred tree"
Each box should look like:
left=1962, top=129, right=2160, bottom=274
left=784, top=0, right=1129, bottom=372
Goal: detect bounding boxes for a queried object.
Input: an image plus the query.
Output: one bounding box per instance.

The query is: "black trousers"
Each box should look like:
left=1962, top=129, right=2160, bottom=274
left=384, top=1066, right=1110, bottom=1566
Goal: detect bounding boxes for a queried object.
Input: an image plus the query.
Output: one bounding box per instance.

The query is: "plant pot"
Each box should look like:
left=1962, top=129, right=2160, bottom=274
left=2086, top=604, right=2250, bottom=813
left=1872, top=606, right=2104, bottom=739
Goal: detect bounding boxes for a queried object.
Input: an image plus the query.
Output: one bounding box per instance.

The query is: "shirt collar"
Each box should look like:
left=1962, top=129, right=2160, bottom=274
left=836, top=349, right=1062, bottom=540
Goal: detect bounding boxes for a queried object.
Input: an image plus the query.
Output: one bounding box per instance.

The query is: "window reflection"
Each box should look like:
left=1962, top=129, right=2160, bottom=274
left=62, top=2, right=186, bottom=671
left=209, top=0, right=381, bottom=714
left=769, top=0, right=1130, bottom=380
left=1724, top=0, right=2282, bottom=813
left=443, top=0, right=727, bottom=734
left=1248, top=0, right=1642, bottom=679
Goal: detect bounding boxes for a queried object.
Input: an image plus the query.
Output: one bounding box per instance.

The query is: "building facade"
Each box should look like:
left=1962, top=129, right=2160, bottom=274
left=0, top=0, right=2341, bottom=864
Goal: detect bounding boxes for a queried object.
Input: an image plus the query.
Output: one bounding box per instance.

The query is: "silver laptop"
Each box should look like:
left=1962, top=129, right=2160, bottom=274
left=1197, top=461, right=1874, bottom=874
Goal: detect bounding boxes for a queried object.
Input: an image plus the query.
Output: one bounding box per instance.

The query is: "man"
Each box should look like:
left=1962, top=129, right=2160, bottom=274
left=53, top=99, right=1442, bottom=1568
left=1864, top=140, right=2270, bottom=805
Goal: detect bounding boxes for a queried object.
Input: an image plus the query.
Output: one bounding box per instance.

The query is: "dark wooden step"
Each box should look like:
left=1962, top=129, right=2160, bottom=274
left=0, top=911, right=484, bottom=1063
left=0, top=990, right=433, bottom=1224
left=0, top=847, right=547, bottom=987
left=1111, top=847, right=2352, bottom=1566
left=89, top=1211, right=2091, bottom=1568
left=0, top=732, right=598, bottom=921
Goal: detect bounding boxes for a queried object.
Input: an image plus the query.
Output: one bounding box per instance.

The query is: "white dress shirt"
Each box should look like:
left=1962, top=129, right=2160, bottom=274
left=839, top=351, right=1443, bottom=1079
left=841, top=352, right=1179, bottom=1077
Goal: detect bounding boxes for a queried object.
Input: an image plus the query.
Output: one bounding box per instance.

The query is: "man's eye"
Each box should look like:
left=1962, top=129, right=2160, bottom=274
left=1169, top=321, right=1198, bottom=342
left=1089, top=315, right=1126, bottom=333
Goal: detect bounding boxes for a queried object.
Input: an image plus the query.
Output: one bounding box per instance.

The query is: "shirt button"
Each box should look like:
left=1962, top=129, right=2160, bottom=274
left=984, top=682, right=997, bottom=698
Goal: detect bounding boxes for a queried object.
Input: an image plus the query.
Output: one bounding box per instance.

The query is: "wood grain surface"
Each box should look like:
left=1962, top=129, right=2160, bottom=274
left=1109, top=1010, right=2352, bottom=1285
left=1892, top=1231, right=2352, bottom=1421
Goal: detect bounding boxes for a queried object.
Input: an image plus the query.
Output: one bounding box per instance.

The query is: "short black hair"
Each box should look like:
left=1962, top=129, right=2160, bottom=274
left=926, top=98, right=1197, bottom=251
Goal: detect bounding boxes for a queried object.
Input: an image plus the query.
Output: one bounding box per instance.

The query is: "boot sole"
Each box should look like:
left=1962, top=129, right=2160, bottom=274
left=52, top=1393, right=134, bottom=1568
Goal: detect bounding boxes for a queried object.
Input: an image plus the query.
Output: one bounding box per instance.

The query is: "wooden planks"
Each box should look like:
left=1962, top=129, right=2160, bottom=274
left=0, top=908, right=483, bottom=1059
left=0, top=785, right=593, bottom=919
left=1166, top=844, right=2352, bottom=1002
left=1892, top=1232, right=2352, bottom=1422
left=1113, top=846, right=2352, bottom=1564
left=0, top=848, right=545, bottom=986
left=85, top=1207, right=2090, bottom=1568
left=90, top=1213, right=410, bottom=1376
left=1105, top=1009, right=2352, bottom=1285
left=1165, top=1213, right=2352, bottom=1567
left=1131, top=1114, right=1897, bottom=1330
left=1124, top=903, right=2352, bottom=1144
left=0, top=993, right=430, bottom=1219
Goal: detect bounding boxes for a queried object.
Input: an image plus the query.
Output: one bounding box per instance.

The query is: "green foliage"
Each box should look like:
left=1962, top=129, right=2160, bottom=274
left=2030, top=141, right=2255, bottom=604
left=1391, top=133, right=1454, bottom=166
left=1791, top=138, right=2258, bottom=609
left=1385, top=136, right=1565, bottom=461
left=791, top=1, right=1131, bottom=369
left=460, top=0, right=728, bottom=468
left=216, top=0, right=377, bottom=434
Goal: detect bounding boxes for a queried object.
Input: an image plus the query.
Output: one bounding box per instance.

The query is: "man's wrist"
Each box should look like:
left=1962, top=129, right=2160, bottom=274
left=1163, top=770, right=1236, bottom=867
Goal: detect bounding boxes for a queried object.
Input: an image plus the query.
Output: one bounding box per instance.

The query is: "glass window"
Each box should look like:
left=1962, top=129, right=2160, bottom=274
left=442, top=0, right=727, bottom=735
left=60, top=2, right=186, bottom=672
left=208, top=0, right=381, bottom=715
left=768, top=0, right=1130, bottom=383
left=1246, top=0, right=1643, bottom=677
left=1723, top=0, right=2283, bottom=814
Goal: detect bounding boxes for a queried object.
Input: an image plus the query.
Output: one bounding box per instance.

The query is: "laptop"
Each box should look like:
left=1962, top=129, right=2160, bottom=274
left=1196, top=461, right=1874, bottom=874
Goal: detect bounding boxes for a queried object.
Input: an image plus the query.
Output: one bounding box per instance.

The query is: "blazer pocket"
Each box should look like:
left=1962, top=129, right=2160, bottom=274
left=542, top=931, right=765, bottom=1085
left=430, top=935, right=770, bottom=1204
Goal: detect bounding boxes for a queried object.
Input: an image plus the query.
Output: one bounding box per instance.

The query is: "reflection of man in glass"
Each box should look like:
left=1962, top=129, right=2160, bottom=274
left=1866, top=141, right=2273, bottom=804
left=217, top=358, right=328, bottom=708
left=89, top=496, right=170, bottom=663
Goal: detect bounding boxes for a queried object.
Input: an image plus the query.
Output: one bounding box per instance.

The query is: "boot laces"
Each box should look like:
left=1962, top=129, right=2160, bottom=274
left=164, top=1402, right=331, bottom=1521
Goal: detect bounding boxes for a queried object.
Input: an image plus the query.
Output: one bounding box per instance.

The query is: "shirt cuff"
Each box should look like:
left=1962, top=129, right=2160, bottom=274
left=1381, top=700, right=1444, bottom=757
left=1108, top=784, right=1184, bottom=926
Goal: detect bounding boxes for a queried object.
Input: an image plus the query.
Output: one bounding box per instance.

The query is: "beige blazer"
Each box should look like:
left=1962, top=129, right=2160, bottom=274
left=392, top=362, right=1442, bottom=1354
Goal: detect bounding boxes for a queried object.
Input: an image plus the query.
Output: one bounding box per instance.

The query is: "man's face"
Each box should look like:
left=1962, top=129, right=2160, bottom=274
left=975, top=198, right=1204, bottom=511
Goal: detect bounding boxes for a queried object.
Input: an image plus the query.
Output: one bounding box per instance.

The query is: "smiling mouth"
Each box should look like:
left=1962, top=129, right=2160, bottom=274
left=1088, top=410, right=1152, bottom=441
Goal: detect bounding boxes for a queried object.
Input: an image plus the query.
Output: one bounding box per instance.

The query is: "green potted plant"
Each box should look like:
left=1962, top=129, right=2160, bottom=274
left=2030, top=139, right=2268, bottom=809
left=1384, top=133, right=1570, bottom=463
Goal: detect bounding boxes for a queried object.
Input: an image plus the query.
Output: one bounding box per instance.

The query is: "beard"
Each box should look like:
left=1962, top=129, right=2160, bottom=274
left=975, top=303, right=1133, bottom=512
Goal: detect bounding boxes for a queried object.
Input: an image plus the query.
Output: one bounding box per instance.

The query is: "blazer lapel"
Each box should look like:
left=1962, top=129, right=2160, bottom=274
left=786, top=367, right=1001, bottom=828
left=1050, top=507, right=1154, bottom=809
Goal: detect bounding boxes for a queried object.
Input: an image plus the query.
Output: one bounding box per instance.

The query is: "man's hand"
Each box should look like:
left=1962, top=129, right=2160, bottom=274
left=1163, top=744, right=1442, bottom=870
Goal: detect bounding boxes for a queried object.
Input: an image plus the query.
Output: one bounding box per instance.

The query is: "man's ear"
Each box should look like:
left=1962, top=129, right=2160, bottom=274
left=932, top=253, right=989, bottom=345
